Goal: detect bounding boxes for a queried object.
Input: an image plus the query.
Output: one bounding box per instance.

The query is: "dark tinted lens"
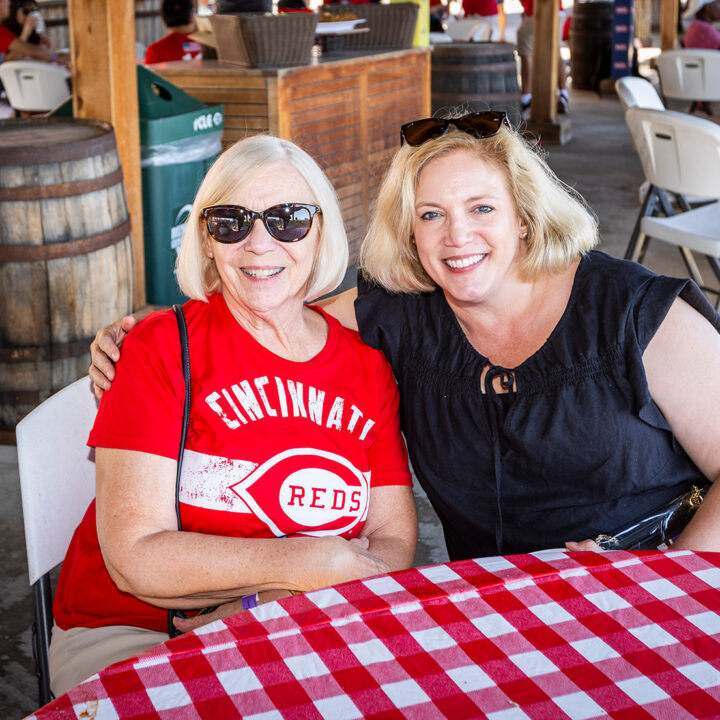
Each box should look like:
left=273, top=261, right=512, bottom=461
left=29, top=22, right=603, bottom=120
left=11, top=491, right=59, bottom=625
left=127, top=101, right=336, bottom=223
left=402, top=119, right=448, bottom=146
left=455, top=112, right=505, bottom=138
left=265, top=205, right=314, bottom=242
left=206, top=208, right=251, bottom=243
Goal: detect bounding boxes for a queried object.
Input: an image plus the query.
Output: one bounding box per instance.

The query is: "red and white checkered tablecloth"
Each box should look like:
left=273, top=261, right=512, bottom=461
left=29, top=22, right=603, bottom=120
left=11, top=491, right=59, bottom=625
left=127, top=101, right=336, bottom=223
left=29, top=549, right=720, bottom=719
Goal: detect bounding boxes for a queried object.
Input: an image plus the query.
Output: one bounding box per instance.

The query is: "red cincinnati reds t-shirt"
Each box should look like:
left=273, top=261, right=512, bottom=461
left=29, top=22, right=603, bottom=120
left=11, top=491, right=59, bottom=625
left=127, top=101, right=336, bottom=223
left=54, top=294, right=411, bottom=632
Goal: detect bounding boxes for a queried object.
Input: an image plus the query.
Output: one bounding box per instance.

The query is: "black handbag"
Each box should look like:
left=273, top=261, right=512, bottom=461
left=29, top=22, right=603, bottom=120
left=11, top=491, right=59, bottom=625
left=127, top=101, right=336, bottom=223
left=594, top=484, right=708, bottom=551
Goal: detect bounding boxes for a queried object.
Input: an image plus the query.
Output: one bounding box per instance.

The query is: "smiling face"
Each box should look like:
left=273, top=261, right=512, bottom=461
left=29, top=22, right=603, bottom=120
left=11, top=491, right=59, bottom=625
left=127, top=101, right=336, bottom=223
left=413, top=148, right=527, bottom=311
left=204, top=162, right=320, bottom=320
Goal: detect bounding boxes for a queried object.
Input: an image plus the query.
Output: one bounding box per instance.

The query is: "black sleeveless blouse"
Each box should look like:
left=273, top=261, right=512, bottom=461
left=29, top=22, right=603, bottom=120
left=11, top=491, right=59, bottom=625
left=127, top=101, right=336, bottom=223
left=355, top=251, right=720, bottom=561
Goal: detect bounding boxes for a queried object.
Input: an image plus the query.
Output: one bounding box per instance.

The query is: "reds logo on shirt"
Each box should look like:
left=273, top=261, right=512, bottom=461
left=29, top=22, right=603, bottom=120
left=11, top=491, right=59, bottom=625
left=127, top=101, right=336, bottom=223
left=179, top=448, right=370, bottom=537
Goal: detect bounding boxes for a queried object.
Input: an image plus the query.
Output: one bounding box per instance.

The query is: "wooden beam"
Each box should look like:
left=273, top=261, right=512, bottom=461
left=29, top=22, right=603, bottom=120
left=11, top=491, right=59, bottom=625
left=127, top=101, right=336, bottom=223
left=68, top=0, right=146, bottom=309
left=659, top=0, right=678, bottom=50
left=530, top=0, right=558, bottom=124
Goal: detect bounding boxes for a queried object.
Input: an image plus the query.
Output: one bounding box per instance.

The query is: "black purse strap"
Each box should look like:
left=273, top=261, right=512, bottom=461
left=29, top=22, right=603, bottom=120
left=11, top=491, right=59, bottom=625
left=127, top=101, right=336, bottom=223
left=168, top=303, right=191, bottom=637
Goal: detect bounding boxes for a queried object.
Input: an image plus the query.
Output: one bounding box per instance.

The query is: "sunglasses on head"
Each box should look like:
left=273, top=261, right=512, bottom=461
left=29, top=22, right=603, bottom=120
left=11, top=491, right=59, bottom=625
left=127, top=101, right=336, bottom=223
left=201, top=203, right=322, bottom=244
left=400, top=111, right=510, bottom=147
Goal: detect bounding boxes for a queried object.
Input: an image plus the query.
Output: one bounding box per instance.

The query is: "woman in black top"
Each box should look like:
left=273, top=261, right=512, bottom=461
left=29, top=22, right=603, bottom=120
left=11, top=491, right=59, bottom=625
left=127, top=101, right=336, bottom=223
left=91, top=113, right=720, bottom=560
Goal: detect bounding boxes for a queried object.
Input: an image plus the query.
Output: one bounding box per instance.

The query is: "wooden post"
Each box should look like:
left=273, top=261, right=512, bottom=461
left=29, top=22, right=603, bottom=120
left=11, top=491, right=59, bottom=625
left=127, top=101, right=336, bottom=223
left=659, top=0, right=678, bottom=50
left=525, top=0, right=571, bottom=144
left=530, top=0, right=558, bottom=124
left=68, top=0, right=146, bottom=309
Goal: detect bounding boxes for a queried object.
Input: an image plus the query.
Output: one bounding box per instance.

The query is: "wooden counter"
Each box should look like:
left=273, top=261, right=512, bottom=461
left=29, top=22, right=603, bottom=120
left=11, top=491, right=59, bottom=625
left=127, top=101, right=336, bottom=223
left=151, top=49, right=431, bottom=260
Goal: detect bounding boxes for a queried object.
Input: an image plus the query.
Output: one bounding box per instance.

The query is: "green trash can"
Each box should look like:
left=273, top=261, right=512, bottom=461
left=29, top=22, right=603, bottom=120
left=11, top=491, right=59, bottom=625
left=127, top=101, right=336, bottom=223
left=138, top=66, right=223, bottom=306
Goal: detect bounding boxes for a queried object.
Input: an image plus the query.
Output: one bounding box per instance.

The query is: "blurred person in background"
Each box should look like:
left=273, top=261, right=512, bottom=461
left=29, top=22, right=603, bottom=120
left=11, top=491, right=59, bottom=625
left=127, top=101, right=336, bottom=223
left=683, top=0, right=720, bottom=48
left=0, top=0, right=54, bottom=62
left=145, top=0, right=202, bottom=65
left=429, top=0, right=449, bottom=32
left=462, top=0, right=506, bottom=42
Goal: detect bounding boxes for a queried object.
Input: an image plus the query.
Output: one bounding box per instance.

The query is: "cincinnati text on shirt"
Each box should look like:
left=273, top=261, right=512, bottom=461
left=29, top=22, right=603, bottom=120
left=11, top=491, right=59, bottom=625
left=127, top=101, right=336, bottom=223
left=205, top=375, right=376, bottom=440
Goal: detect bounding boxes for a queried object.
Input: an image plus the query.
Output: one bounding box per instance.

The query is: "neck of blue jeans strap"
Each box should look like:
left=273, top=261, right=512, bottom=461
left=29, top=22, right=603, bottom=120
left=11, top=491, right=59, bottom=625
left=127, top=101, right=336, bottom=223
left=482, top=362, right=516, bottom=556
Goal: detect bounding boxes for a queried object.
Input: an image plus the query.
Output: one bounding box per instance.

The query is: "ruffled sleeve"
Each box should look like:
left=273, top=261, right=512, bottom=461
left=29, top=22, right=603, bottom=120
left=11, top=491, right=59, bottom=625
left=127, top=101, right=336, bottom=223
left=627, top=274, right=720, bottom=431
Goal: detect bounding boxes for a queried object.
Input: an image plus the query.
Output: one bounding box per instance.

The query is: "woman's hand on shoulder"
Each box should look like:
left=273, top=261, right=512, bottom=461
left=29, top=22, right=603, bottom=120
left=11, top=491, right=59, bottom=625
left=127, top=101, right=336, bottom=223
left=313, top=288, right=359, bottom=331
left=89, top=315, right=137, bottom=400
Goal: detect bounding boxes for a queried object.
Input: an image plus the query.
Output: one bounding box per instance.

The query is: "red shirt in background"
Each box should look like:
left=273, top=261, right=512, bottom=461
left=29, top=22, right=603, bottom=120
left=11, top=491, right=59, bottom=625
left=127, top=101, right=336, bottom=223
left=144, top=32, right=202, bottom=64
left=462, top=0, right=499, bottom=16
left=0, top=24, right=17, bottom=53
left=684, top=19, right=720, bottom=49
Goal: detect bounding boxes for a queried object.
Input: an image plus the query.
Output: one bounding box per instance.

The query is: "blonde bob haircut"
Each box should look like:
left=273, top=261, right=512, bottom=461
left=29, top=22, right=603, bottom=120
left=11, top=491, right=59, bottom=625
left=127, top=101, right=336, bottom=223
left=177, top=135, right=348, bottom=302
left=360, top=123, right=598, bottom=293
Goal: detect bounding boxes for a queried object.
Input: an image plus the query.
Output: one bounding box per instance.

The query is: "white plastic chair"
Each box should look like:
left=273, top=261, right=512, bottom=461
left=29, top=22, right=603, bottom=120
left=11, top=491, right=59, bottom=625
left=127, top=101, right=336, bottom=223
left=616, top=76, right=666, bottom=203
left=656, top=49, right=720, bottom=114
left=16, top=377, right=99, bottom=706
left=0, top=60, right=71, bottom=113
left=444, top=17, right=492, bottom=42
left=615, top=76, right=665, bottom=113
left=624, top=107, right=720, bottom=307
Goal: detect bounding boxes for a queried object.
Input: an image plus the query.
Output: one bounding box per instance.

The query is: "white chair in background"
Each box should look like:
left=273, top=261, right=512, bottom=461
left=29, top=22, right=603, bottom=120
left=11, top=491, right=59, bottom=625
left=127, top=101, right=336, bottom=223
left=0, top=60, right=71, bottom=114
left=656, top=49, right=720, bottom=114
left=16, top=377, right=99, bottom=706
left=615, top=76, right=665, bottom=113
left=624, top=107, right=720, bottom=307
left=616, top=76, right=665, bottom=203
left=443, top=17, right=492, bottom=42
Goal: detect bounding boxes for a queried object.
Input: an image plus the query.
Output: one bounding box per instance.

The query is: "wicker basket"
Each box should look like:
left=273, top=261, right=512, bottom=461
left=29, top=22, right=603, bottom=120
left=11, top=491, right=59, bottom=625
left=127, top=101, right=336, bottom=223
left=210, top=13, right=319, bottom=68
left=324, top=3, right=418, bottom=50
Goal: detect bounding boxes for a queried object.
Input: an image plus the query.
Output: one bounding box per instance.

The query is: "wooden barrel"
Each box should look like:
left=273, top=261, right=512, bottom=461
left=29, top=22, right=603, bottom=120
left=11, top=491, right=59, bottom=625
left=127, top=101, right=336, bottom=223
left=431, top=42, right=521, bottom=126
left=569, top=1, right=614, bottom=91
left=0, top=118, right=134, bottom=439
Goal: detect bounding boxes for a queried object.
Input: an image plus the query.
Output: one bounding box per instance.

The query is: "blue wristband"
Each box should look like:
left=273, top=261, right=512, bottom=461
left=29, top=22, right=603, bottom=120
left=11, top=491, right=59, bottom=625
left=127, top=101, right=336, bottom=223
left=241, top=593, right=258, bottom=611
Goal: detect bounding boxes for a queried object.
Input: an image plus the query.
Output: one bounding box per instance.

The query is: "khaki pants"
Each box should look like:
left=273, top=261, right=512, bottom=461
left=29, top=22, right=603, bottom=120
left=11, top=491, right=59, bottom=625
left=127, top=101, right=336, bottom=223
left=49, top=623, right=168, bottom=697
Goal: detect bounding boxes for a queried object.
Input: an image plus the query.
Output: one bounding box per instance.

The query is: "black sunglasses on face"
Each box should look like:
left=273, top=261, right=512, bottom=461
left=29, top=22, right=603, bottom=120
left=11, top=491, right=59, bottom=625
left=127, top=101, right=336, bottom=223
left=201, top=203, right=322, bottom=244
left=400, top=111, right=510, bottom=146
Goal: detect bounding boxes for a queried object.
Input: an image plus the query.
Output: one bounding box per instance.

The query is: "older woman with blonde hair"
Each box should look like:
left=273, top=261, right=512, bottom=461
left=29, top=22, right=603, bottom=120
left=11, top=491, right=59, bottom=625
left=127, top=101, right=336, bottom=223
left=51, top=134, right=417, bottom=695
left=92, top=112, right=720, bottom=566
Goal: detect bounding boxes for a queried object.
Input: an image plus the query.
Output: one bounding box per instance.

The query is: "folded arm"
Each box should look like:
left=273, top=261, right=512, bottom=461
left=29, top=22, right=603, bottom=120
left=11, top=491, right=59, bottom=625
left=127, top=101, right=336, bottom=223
left=96, top=447, right=394, bottom=610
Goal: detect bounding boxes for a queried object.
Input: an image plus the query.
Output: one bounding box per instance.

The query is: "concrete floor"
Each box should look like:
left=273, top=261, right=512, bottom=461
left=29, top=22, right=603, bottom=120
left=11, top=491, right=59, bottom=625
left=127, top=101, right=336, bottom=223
left=2, top=85, right=717, bottom=717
